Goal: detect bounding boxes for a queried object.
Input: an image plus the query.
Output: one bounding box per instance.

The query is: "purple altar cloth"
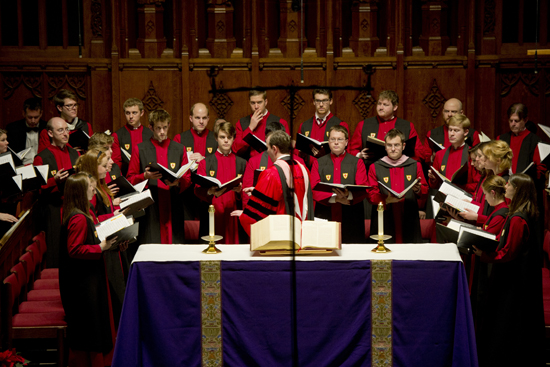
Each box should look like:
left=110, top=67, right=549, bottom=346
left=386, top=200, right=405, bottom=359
left=112, top=260, right=477, bottom=367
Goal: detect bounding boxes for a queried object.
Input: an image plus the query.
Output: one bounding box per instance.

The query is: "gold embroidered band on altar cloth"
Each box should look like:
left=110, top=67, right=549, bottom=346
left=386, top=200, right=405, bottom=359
left=201, top=261, right=222, bottom=367
left=371, top=259, right=392, bottom=367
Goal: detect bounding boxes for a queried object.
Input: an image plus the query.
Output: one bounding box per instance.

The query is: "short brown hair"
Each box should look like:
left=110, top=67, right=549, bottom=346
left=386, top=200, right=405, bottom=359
left=123, top=98, right=144, bottom=112
left=378, top=90, right=399, bottom=106
left=384, top=128, right=405, bottom=143
left=508, top=174, right=538, bottom=219
left=88, top=132, right=114, bottom=150
left=328, top=125, right=348, bottom=140
left=149, top=109, right=171, bottom=127
left=214, top=121, right=235, bottom=139
left=312, top=89, right=332, bottom=100
left=249, top=89, right=267, bottom=100
left=267, top=130, right=291, bottom=154
left=507, top=103, right=528, bottom=120
left=53, top=89, right=78, bottom=109
left=447, top=114, right=471, bottom=131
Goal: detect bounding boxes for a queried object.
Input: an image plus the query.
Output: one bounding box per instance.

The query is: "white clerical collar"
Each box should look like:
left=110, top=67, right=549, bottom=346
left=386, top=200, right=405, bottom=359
left=217, top=148, right=232, bottom=157
left=277, top=154, right=291, bottom=160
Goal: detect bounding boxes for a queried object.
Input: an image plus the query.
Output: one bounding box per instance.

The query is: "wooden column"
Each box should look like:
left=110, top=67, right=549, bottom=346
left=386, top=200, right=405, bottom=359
left=418, top=0, right=450, bottom=56
left=206, top=0, right=236, bottom=58
left=349, top=0, right=380, bottom=57
left=277, top=0, right=307, bottom=58
left=479, top=0, right=497, bottom=55
left=136, top=0, right=167, bottom=58
left=89, top=0, right=107, bottom=58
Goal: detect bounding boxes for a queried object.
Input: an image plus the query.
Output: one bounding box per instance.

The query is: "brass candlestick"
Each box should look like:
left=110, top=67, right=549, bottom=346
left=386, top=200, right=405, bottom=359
left=202, top=205, right=223, bottom=254
left=370, top=202, right=391, bottom=253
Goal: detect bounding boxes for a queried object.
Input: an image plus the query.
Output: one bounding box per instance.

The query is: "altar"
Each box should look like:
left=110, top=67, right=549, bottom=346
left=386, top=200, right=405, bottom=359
left=111, top=244, right=478, bottom=367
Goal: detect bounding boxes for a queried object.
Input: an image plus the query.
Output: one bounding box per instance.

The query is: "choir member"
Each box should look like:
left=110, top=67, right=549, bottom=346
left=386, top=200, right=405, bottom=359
left=366, top=128, right=428, bottom=243
left=33, top=117, right=80, bottom=267
left=233, top=89, right=290, bottom=159
left=242, top=121, right=305, bottom=207
left=421, top=98, right=480, bottom=162
left=298, top=89, right=350, bottom=166
left=478, top=175, right=509, bottom=235
left=39, top=89, right=93, bottom=153
left=127, top=109, right=192, bottom=244
left=497, top=103, right=545, bottom=180
left=0, top=129, right=19, bottom=237
left=195, top=121, right=246, bottom=244
left=428, top=114, right=475, bottom=190
left=311, top=125, right=368, bottom=243
left=473, top=174, right=544, bottom=367
left=350, top=90, right=424, bottom=164
left=174, top=102, right=217, bottom=220
left=238, top=130, right=314, bottom=236
left=112, top=98, right=153, bottom=176
left=5, top=97, right=47, bottom=164
left=59, top=172, right=120, bottom=367
left=89, top=132, right=122, bottom=181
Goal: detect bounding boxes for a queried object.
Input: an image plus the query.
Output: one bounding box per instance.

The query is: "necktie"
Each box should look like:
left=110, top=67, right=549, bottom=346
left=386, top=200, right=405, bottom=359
left=317, top=118, right=323, bottom=125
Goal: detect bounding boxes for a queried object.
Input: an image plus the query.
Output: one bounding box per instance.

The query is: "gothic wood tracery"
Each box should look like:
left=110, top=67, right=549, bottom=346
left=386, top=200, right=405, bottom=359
left=422, top=79, right=446, bottom=122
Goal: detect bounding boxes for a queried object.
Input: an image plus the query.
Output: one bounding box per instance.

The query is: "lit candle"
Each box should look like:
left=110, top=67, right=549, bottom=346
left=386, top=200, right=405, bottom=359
left=209, top=205, right=215, bottom=237
left=378, top=202, right=384, bottom=236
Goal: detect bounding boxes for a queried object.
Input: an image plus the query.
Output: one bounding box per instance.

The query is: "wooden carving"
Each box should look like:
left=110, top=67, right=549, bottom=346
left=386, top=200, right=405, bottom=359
left=353, top=85, right=376, bottom=120
left=278, top=0, right=307, bottom=57
left=209, top=82, right=234, bottom=119
left=91, top=0, right=103, bottom=38
left=422, top=79, right=446, bottom=122
left=2, top=73, right=23, bottom=99
left=142, top=81, right=164, bottom=112
left=349, top=0, right=380, bottom=57
left=281, top=89, right=305, bottom=120
left=136, top=0, right=167, bottom=58
left=418, top=0, right=449, bottom=56
left=47, top=74, right=87, bottom=100
left=206, top=1, right=236, bottom=57
left=500, top=71, right=539, bottom=97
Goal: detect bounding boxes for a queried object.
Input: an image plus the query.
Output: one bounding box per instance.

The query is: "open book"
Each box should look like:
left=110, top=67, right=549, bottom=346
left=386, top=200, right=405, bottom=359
left=435, top=219, right=477, bottom=244
left=16, top=164, right=49, bottom=191
left=146, top=159, right=195, bottom=183
left=479, top=131, right=491, bottom=143
left=120, top=189, right=154, bottom=216
left=8, top=146, right=32, bottom=166
left=434, top=181, right=473, bottom=203
left=538, top=142, right=550, bottom=166
left=95, top=214, right=139, bottom=251
left=243, top=133, right=268, bottom=153
left=441, top=195, right=480, bottom=213
left=0, top=152, right=17, bottom=177
left=191, top=172, right=242, bottom=191
left=428, top=137, right=445, bottom=152
left=539, top=123, right=550, bottom=139
left=121, top=148, right=132, bottom=162
left=111, top=176, right=147, bottom=199
left=68, top=129, right=90, bottom=150
left=457, top=226, right=499, bottom=252
left=313, top=182, right=370, bottom=194
left=378, top=178, right=419, bottom=198
left=0, top=174, right=23, bottom=197
left=430, top=163, right=469, bottom=187
left=296, top=133, right=330, bottom=157
left=250, top=214, right=341, bottom=252
left=364, top=136, right=387, bottom=160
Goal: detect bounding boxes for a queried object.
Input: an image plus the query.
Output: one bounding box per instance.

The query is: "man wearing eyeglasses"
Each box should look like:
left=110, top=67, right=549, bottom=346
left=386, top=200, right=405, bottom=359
left=310, top=125, right=368, bottom=243
left=33, top=117, right=80, bottom=267
left=298, top=89, right=350, bottom=167
left=38, top=89, right=93, bottom=153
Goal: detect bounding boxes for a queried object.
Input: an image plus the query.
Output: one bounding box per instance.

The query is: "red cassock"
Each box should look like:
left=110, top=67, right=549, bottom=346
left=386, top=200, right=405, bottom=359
left=240, top=157, right=313, bottom=236
left=112, top=124, right=153, bottom=174
left=195, top=151, right=246, bottom=244
left=126, top=138, right=191, bottom=244
left=233, top=112, right=290, bottom=158
left=430, top=144, right=477, bottom=193
left=420, top=125, right=481, bottom=162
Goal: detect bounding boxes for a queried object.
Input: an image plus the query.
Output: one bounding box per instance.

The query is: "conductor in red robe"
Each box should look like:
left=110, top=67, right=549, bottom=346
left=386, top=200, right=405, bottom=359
left=195, top=121, right=246, bottom=244
left=367, top=129, right=428, bottom=243
left=127, top=109, right=192, bottom=245
left=311, top=125, right=368, bottom=243
left=238, top=130, right=314, bottom=236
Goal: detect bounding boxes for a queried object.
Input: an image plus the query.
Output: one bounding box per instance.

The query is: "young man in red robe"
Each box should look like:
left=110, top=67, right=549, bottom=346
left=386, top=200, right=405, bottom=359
left=34, top=117, right=80, bottom=267
left=112, top=98, right=153, bottom=176
left=349, top=90, right=424, bottom=164
left=127, top=109, right=192, bottom=246
left=421, top=98, right=481, bottom=162
left=367, top=128, right=428, bottom=243
left=298, top=89, right=350, bottom=167
left=233, top=89, right=290, bottom=159
left=195, top=122, right=246, bottom=244
left=238, top=130, right=314, bottom=236
left=39, top=89, right=93, bottom=153
left=311, top=125, right=368, bottom=243
left=428, top=114, right=477, bottom=192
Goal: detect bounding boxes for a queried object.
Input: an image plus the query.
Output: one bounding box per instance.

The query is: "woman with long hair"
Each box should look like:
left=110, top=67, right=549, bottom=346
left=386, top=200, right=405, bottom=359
left=59, top=173, right=118, bottom=367
left=473, top=173, right=544, bottom=366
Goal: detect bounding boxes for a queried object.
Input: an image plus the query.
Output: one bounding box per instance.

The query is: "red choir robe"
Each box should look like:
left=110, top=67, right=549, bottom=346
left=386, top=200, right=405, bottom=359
left=127, top=138, right=191, bottom=244
left=233, top=111, right=290, bottom=158
left=421, top=125, right=481, bottom=162
left=430, top=143, right=477, bottom=192
left=195, top=150, right=246, bottom=244
left=240, top=156, right=314, bottom=236
left=349, top=116, right=424, bottom=162
left=242, top=150, right=305, bottom=207
left=112, top=124, right=153, bottom=175
left=310, top=152, right=368, bottom=243
left=174, top=128, right=217, bottom=158
left=38, top=118, right=93, bottom=153
left=59, top=209, right=116, bottom=367
left=498, top=128, right=546, bottom=179
left=366, top=155, right=428, bottom=243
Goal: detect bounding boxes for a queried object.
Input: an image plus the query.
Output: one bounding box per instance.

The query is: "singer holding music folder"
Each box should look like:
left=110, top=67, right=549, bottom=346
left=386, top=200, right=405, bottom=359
left=472, top=174, right=544, bottom=366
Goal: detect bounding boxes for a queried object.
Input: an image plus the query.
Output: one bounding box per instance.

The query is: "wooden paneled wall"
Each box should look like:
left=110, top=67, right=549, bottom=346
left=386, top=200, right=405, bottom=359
left=0, top=0, right=549, bottom=144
